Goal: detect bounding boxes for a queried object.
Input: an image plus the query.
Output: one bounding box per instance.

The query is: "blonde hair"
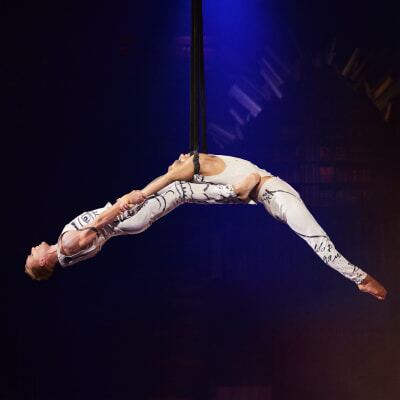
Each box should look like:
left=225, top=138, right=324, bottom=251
left=25, top=263, right=54, bottom=281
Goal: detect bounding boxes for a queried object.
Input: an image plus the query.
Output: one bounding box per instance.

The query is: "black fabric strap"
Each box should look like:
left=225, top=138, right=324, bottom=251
left=190, top=0, right=199, bottom=152
left=198, top=0, right=207, bottom=153
left=189, top=0, right=207, bottom=154
left=192, top=151, right=200, bottom=175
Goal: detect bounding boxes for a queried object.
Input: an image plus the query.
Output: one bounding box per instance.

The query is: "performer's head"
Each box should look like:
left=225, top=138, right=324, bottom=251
left=168, top=153, right=192, bottom=171
left=25, top=242, right=57, bottom=280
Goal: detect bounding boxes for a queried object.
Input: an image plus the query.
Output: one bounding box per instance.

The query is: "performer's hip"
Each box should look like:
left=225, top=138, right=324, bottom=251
left=257, top=176, right=301, bottom=222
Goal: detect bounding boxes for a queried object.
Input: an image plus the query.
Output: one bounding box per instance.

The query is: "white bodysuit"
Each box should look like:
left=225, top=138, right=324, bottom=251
left=194, top=155, right=272, bottom=185
left=193, top=155, right=272, bottom=205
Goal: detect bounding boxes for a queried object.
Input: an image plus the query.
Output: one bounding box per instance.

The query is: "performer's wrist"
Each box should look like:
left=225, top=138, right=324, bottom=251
left=128, top=190, right=147, bottom=202
left=140, top=189, right=149, bottom=198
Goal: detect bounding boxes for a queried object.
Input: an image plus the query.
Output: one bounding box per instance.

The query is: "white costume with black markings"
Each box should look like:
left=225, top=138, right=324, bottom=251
left=57, top=181, right=240, bottom=267
left=194, top=156, right=367, bottom=284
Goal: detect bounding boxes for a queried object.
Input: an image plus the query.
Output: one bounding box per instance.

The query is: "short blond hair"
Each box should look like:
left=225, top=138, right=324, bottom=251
left=25, top=263, right=54, bottom=281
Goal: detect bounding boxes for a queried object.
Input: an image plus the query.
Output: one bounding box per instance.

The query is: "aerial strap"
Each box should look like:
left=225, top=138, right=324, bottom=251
left=189, top=0, right=207, bottom=155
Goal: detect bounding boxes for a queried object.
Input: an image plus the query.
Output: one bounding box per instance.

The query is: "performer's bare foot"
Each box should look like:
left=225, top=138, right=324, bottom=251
left=357, top=274, right=387, bottom=300
left=234, top=173, right=261, bottom=201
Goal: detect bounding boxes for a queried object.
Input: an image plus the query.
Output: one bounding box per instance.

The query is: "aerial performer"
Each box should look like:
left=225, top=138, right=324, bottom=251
left=25, top=152, right=387, bottom=301
left=25, top=2, right=386, bottom=302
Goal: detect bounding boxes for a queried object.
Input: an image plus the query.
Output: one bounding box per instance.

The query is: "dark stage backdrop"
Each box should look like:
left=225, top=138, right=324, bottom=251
left=3, top=1, right=400, bottom=399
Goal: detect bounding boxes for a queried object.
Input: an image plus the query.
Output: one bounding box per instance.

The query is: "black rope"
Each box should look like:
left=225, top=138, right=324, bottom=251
left=192, top=151, right=200, bottom=175
left=198, top=0, right=207, bottom=153
left=190, top=0, right=198, bottom=152
left=189, top=0, right=207, bottom=155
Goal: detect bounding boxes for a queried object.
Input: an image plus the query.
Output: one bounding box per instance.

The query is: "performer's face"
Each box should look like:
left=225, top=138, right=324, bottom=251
left=168, top=154, right=191, bottom=172
left=25, top=242, right=52, bottom=280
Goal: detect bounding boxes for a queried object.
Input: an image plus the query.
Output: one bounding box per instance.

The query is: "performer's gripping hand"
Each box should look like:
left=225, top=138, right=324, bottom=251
left=117, top=191, right=146, bottom=211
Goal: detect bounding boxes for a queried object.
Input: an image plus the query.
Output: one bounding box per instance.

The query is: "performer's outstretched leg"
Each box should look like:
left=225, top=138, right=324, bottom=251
left=115, top=176, right=258, bottom=235
left=257, top=177, right=387, bottom=300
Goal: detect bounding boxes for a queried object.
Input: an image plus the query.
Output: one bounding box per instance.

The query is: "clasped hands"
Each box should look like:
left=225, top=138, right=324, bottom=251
left=117, top=190, right=146, bottom=211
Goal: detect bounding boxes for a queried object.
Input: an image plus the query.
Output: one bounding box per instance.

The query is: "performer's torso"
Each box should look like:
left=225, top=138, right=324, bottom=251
left=57, top=203, right=116, bottom=267
left=197, top=154, right=273, bottom=186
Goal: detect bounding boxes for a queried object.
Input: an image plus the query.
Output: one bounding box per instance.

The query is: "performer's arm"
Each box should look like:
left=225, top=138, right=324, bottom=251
left=61, top=157, right=192, bottom=253
left=60, top=156, right=195, bottom=255
left=60, top=202, right=130, bottom=255
left=142, top=155, right=195, bottom=196
left=118, top=155, right=195, bottom=209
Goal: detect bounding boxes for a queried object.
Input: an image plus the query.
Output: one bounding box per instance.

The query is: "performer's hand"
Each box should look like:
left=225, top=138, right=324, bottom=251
left=117, top=191, right=146, bottom=211
left=117, top=196, right=130, bottom=212
left=128, top=190, right=146, bottom=205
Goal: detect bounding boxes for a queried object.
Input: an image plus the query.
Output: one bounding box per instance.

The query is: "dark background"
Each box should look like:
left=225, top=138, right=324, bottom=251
left=2, top=1, right=400, bottom=399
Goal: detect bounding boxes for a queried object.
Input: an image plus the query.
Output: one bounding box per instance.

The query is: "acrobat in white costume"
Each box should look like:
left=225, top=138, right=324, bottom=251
left=57, top=181, right=241, bottom=267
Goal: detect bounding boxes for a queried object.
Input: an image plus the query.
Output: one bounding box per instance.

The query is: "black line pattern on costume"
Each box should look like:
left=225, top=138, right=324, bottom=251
left=193, top=174, right=205, bottom=183
left=186, top=182, right=195, bottom=199
left=63, top=253, right=86, bottom=265
left=310, top=237, right=341, bottom=263
left=71, top=221, right=79, bottom=230
left=116, top=201, right=146, bottom=223
left=178, top=181, right=191, bottom=200
left=190, top=181, right=240, bottom=204
left=153, top=196, right=162, bottom=209
left=202, top=183, right=212, bottom=200
left=174, top=181, right=183, bottom=199
left=260, top=189, right=299, bottom=205
left=158, top=192, right=168, bottom=212
left=314, top=237, right=345, bottom=268
left=348, top=261, right=365, bottom=283
left=296, top=232, right=330, bottom=240
left=67, top=209, right=101, bottom=230
left=217, top=184, right=241, bottom=203
left=304, top=233, right=365, bottom=283
left=322, top=251, right=342, bottom=264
